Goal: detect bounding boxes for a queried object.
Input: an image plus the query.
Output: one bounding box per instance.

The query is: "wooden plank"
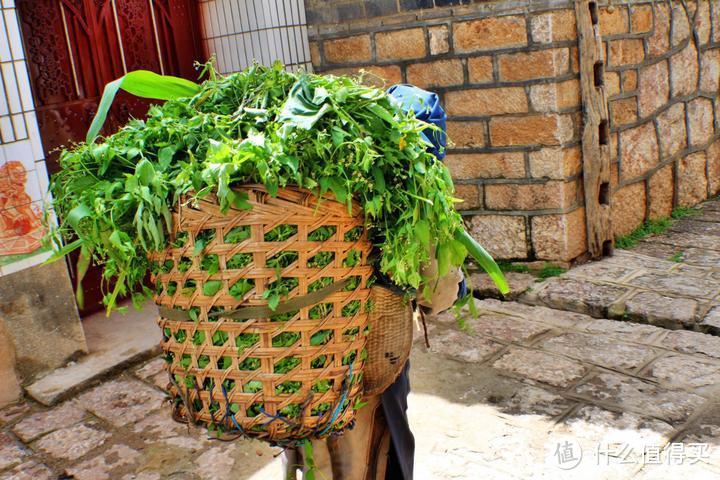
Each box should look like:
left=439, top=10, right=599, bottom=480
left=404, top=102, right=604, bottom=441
left=575, top=0, right=614, bottom=258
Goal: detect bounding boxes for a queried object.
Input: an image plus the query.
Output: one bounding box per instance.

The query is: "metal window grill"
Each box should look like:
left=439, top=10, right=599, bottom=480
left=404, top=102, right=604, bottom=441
left=199, top=0, right=311, bottom=74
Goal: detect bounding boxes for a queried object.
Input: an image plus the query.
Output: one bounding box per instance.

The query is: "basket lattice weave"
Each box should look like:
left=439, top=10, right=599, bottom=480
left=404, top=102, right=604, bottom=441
left=150, top=185, right=373, bottom=443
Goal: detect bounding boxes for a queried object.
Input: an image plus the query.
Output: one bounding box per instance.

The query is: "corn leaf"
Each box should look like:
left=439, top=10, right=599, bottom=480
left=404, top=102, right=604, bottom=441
left=86, top=70, right=200, bottom=143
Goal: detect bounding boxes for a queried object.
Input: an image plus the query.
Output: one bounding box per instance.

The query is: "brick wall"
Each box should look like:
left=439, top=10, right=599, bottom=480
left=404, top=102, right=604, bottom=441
left=305, top=0, right=720, bottom=263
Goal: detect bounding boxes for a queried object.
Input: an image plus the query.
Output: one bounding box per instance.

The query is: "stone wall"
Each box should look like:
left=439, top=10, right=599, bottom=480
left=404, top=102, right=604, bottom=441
left=304, top=0, right=720, bottom=262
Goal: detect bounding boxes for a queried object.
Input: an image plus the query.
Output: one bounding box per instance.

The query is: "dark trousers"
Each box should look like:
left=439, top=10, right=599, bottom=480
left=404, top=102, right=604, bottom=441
left=381, top=361, right=414, bottom=480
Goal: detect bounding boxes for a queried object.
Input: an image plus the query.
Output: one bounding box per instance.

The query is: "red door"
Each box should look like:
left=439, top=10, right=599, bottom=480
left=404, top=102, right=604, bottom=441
left=17, top=0, right=205, bottom=315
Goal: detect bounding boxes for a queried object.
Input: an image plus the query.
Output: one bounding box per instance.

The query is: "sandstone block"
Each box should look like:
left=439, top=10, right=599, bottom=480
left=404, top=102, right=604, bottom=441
left=688, top=97, right=715, bottom=147
left=620, top=121, right=659, bottom=180
left=485, top=181, right=577, bottom=210
left=428, top=24, right=449, bottom=55
left=630, top=4, right=654, bottom=33
left=445, top=87, right=528, bottom=116
left=324, top=35, right=372, bottom=64
left=662, top=329, right=720, bottom=359
left=446, top=121, right=486, bottom=148
left=694, top=1, right=712, bottom=45
left=13, top=401, right=86, bottom=442
left=453, top=184, right=481, bottom=210
left=609, top=39, right=645, bottom=66
left=529, top=146, right=582, bottom=179
left=656, top=102, right=687, bottom=158
left=77, top=379, right=166, bottom=427
left=490, top=114, right=574, bottom=147
left=453, top=15, right=527, bottom=53
left=0, top=432, right=26, bottom=470
left=612, top=181, right=646, bottom=236
left=471, top=314, right=550, bottom=343
left=610, top=97, right=638, bottom=126
left=467, top=56, right=494, bottom=84
left=530, top=9, right=577, bottom=43
left=670, top=43, right=699, bottom=97
left=309, top=42, right=320, bottom=67
left=376, top=28, right=426, bottom=61
left=35, top=423, right=110, bottom=460
left=498, top=48, right=569, bottom=81
left=648, top=164, right=674, bottom=219
left=468, top=215, right=527, bottom=259
left=648, top=354, right=720, bottom=389
left=700, top=49, right=720, bottom=93
left=65, top=444, right=140, bottom=480
left=531, top=208, right=587, bottom=261
left=638, top=60, right=669, bottom=117
left=427, top=328, right=502, bottom=363
left=406, top=59, right=464, bottom=88
left=445, top=152, right=525, bottom=179
left=708, top=141, right=720, bottom=195
left=671, top=3, right=691, bottom=46
left=622, top=70, right=638, bottom=92
left=530, top=79, right=581, bottom=113
left=678, top=152, right=708, bottom=207
left=605, top=70, right=621, bottom=96
left=648, top=3, right=671, bottom=56
left=599, top=6, right=629, bottom=35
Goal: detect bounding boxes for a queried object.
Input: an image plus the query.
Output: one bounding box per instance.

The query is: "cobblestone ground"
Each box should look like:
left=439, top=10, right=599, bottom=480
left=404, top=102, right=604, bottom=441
left=2, top=198, right=719, bottom=480
left=523, top=198, right=720, bottom=331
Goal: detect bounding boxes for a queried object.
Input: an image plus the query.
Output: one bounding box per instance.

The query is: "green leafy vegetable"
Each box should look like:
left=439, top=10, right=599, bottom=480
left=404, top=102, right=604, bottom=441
left=48, top=62, right=506, bottom=312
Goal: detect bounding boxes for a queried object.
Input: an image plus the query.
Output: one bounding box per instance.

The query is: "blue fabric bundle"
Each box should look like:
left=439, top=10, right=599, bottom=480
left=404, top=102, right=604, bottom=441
left=387, top=84, right=447, bottom=161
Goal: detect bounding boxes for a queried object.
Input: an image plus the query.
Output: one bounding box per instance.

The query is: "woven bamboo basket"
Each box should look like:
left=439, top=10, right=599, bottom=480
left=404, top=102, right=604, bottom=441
left=149, top=185, right=373, bottom=444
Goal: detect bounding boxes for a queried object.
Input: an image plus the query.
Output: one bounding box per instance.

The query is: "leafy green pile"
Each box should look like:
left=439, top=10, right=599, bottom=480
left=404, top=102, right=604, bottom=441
left=48, top=63, right=506, bottom=311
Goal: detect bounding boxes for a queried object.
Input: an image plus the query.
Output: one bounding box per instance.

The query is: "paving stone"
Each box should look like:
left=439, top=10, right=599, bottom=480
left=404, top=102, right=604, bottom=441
left=607, top=250, right=678, bottom=271
left=65, top=444, right=140, bottom=480
left=132, top=410, right=210, bottom=453
left=135, top=358, right=169, bottom=390
left=469, top=271, right=536, bottom=300
left=468, top=313, right=550, bottom=343
left=0, top=404, right=30, bottom=426
left=631, top=241, right=684, bottom=262
left=645, top=354, right=720, bottom=390
left=583, top=319, right=665, bottom=344
left=573, top=372, right=706, bottom=423
left=497, top=385, right=575, bottom=417
left=671, top=263, right=713, bottom=277
left=670, top=220, right=720, bottom=237
left=627, top=272, right=720, bottom=299
left=700, top=306, right=720, bottom=330
left=680, top=247, right=720, bottom=268
left=428, top=328, right=504, bottom=363
left=692, top=209, right=720, bottom=222
left=120, top=473, right=161, bottom=480
left=534, top=278, right=629, bottom=317
left=77, top=379, right=166, bottom=427
left=539, top=332, right=657, bottom=370
left=564, top=261, right=637, bottom=282
left=676, top=403, right=720, bottom=469
left=624, top=291, right=698, bottom=327
left=0, top=460, right=55, bottom=480
left=492, top=348, right=587, bottom=388
left=35, top=423, right=110, bottom=460
left=478, top=299, right=595, bottom=330
left=650, top=232, right=720, bottom=251
left=661, top=330, right=720, bottom=359
left=12, top=401, right=87, bottom=442
left=194, top=445, right=240, bottom=480
left=0, top=432, right=27, bottom=470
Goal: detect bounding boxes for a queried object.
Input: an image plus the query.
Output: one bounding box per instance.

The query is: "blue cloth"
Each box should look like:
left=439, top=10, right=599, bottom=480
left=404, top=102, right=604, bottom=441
left=387, top=84, right=447, bottom=160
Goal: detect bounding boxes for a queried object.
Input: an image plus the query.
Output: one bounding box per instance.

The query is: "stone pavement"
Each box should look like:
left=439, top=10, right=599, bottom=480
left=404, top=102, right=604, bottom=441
left=522, top=198, right=720, bottom=332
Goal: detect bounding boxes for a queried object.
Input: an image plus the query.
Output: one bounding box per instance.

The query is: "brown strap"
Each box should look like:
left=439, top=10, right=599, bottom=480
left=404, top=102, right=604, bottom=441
left=159, top=277, right=351, bottom=322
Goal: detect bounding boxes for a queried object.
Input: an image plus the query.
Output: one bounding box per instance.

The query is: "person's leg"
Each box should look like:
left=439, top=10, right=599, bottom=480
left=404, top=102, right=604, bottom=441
left=381, top=361, right=414, bottom=480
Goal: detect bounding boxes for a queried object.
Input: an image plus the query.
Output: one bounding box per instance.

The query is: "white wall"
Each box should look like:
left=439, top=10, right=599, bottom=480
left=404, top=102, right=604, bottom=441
left=0, top=0, right=53, bottom=276
left=199, top=0, right=311, bottom=74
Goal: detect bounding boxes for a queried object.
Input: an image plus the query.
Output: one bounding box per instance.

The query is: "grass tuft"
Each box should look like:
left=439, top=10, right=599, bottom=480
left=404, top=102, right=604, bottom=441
left=537, top=263, right=567, bottom=280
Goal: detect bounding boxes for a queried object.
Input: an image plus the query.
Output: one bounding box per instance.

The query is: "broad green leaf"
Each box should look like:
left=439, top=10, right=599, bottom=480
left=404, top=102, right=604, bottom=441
left=455, top=229, right=509, bottom=294
left=86, top=70, right=200, bottom=143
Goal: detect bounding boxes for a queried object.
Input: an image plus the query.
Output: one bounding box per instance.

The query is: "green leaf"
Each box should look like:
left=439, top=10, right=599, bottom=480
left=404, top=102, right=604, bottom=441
left=67, top=204, right=93, bottom=232
left=455, top=229, right=509, bottom=294
left=86, top=70, right=200, bottom=143
left=203, top=280, right=223, bottom=296
left=135, top=159, right=155, bottom=186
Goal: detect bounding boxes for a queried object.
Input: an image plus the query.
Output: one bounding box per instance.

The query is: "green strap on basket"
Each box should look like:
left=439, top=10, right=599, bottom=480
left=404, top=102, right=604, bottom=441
left=158, top=277, right=351, bottom=322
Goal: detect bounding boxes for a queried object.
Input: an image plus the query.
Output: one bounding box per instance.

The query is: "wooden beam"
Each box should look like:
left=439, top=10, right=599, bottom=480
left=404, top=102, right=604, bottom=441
left=575, top=0, right=614, bottom=258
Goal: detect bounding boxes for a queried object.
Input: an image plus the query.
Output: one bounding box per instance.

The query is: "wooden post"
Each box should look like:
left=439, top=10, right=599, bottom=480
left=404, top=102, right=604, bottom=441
left=575, top=0, right=614, bottom=258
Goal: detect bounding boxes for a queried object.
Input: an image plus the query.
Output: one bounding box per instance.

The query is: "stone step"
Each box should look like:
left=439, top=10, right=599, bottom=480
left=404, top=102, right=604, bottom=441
left=25, top=301, right=161, bottom=406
